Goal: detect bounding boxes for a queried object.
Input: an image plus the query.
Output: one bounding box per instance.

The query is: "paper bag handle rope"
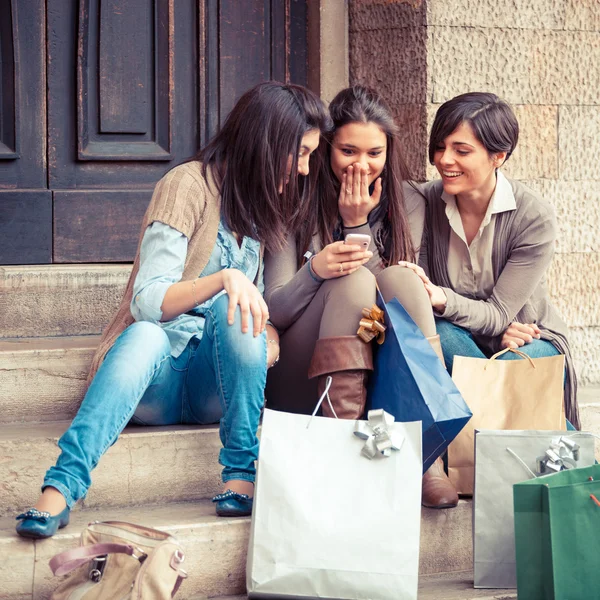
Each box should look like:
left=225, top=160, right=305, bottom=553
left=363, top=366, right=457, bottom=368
left=486, top=347, right=536, bottom=369
left=306, top=376, right=337, bottom=428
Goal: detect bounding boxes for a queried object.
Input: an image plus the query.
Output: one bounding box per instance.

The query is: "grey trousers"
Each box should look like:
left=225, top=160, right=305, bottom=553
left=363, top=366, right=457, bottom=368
left=266, top=265, right=435, bottom=414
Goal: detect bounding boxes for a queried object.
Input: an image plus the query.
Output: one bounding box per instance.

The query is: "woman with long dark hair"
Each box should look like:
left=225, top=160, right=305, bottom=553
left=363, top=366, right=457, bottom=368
left=16, top=82, right=330, bottom=539
left=264, top=86, right=457, bottom=509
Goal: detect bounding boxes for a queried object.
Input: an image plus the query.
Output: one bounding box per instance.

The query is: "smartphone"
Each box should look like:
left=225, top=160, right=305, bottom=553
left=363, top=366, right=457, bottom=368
left=344, top=233, right=371, bottom=251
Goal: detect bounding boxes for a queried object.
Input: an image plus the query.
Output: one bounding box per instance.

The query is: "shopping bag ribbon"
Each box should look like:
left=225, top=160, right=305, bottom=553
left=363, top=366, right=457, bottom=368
left=357, top=305, right=386, bottom=345
left=536, top=436, right=579, bottom=475
left=354, top=409, right=403, bottom=459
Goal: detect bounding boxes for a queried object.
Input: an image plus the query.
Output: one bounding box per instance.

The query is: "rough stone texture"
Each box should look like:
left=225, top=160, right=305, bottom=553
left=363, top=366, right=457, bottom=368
left=0, top=336, right=98, bottom=423
left=395, top=103, right=429, bottom=181
left=547, top=253, right=600, bottom=328
left=0, top=500, right=475, bottom=600
left=428, top=0, right=565, bottom=29
left=350, top=26, right=428, bottom=105
left=524, top=180, right=600, bottom=254
left=349, top=0, right=426, bottom=32
left=565, top=0, right=600, bottom=31
left=431, top=28, right=600, bottom=105
left=503, top=106, right=559, bottom=181
left=558, top=106, right=600, bottom=181
left=0, top=534, right=34, bottom=600
left=0, top=423, right=223, bottom=517
left=570, top=327, right=600, bottom=385
left=419, top=499, right=472, bottom=575
left=0, top=265, right=130, bottom=338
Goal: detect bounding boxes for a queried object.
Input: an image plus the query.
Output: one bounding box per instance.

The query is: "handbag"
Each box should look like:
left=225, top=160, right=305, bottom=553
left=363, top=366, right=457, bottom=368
left=367, top=295, right=471, bottom=471
left=448, top=348, right=566, bottom=494
left=49, top=520, right=188, bottom=599
left=247, top=378, right=423, bottom=599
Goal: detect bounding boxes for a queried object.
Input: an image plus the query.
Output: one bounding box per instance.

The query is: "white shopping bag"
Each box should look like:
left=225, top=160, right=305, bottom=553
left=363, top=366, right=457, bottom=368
left=247, top=388, right=422, bottom=600
left=473, top=429, right=596, bottom=589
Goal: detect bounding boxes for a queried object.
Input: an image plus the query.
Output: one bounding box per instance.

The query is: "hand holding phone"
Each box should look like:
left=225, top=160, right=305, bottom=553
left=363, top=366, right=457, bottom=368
left=344, top=233, right=371, bottom=251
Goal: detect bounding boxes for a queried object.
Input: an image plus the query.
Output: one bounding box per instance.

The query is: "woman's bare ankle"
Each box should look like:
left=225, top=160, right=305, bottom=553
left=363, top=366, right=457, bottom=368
left=34, top=486, right=67, bottom=515
left=222, top=480, right=254, bottom=498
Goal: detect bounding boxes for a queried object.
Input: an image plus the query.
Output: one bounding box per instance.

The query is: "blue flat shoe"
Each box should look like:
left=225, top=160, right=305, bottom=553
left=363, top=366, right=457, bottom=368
left=212, top=490, right=253, bottom=517
left=16, top=507, right=71, bottom=539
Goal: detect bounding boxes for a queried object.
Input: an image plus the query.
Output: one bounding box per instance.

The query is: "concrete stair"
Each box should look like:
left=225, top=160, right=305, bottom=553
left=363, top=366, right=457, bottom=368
left=0, top=263, right=597, bottom=599
left=0, top=499, right=476, bottom=600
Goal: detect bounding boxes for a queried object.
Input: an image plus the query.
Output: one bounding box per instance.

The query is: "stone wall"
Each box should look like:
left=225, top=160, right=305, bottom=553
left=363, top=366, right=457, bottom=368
left=349, top=0, right=600, bottom=384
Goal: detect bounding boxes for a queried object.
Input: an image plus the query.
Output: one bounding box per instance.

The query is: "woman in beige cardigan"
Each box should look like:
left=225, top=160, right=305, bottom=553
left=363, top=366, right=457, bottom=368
left=404, top=93, right=579, bottom=499
left=16, top=82, right=332, bottom=539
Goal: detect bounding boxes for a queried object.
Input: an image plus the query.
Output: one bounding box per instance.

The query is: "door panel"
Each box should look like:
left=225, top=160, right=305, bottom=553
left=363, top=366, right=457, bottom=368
left=0, top=0, right=47, bottom=264
left=0, top=0, right=307, bottom=265
left=0, top=191, right=52, bottom=264
left=54, top=191, right=149, bottom=262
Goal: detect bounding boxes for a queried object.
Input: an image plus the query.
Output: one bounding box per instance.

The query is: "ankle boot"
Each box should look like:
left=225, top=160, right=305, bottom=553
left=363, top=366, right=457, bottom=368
left=308, top=335, right=374, bottom=419
left=427, top=334, right=445, bottom=367
left=421, top=457, right=458, bottom=509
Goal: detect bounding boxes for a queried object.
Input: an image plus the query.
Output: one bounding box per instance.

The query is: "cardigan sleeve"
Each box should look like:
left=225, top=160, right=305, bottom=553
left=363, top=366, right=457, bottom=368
left=264, top=235, right=323, bottom=331
left=144, top=162, right=209, bottom=240
left=439, top=204, right=557, bottom=337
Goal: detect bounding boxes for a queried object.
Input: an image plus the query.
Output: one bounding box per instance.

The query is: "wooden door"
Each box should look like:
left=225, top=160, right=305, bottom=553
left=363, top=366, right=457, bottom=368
left=0, top=0, right=307, bottom=265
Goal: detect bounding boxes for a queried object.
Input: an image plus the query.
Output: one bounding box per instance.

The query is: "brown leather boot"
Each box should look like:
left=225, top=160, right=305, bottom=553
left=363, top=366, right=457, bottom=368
left=427, top=334, right=445, bottom=367
left=422, top=457, right=458, bottom=509
left=307, top=335, right=374, bottom=419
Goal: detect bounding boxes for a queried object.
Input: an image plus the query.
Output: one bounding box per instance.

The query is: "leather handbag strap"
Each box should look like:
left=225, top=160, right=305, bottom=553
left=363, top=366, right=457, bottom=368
left=49, top=542, right=136, bottom=576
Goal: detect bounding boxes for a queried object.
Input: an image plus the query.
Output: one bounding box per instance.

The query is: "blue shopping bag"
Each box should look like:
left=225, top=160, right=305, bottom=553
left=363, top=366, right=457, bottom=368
left=367, top=295, right=472, bottom=472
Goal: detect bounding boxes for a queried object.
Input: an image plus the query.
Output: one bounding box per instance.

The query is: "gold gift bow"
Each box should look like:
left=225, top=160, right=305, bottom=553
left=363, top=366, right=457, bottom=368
left=357, top=305, right=386, bottom=344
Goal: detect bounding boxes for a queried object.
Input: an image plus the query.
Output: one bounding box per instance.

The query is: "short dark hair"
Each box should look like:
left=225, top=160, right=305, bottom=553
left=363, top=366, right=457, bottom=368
left=428, top=92, right=519, bottom=164
left=197, top=82, right=331, bottom=253
left=306, top=85, right=414, bottom=265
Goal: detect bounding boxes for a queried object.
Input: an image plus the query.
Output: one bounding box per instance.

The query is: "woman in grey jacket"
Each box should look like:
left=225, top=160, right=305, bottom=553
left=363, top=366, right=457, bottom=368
left=406, top=92, right=579, bottom=430
left=264, top=87, right=460, bottom=509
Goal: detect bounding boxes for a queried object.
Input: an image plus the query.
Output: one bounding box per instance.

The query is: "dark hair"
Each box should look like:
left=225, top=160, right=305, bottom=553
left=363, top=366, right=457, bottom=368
left=196, top=82, right=331, bottom=253
left=428, top=92, right=519, bottom=165
left=301, top=85, right=414, bottom=265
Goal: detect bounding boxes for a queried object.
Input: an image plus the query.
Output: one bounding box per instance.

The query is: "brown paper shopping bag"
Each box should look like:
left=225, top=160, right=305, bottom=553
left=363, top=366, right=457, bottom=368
left=448, top=348, right=565, bottom=494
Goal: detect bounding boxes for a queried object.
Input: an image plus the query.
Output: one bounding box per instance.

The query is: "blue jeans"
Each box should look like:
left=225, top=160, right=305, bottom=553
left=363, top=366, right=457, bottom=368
left=44, top=294, right=267, bottom=508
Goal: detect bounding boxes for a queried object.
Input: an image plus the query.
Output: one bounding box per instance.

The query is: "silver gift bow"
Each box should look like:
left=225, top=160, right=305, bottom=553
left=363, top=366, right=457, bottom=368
left=354, top=409, right=404, bottom=459
left=536, top=436, right=580, bottom=475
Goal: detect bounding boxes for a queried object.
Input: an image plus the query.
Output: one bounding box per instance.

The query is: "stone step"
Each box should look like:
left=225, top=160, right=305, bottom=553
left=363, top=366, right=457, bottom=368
left=0, top=499, right=476, bottom=600
left=0, top=264, right=130, bottom=339
left=0, top=422, right=223, bottom=517
left=2, top=333, right=599, bottom=430
left=0, top=336, right=98, bottom=424
left=212, top=570, right=518, bottom=599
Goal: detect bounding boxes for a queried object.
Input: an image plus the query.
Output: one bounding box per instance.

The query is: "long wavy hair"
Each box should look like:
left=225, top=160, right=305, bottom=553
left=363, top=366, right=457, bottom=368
left=299, top=85, right=414, bottom=265
left=195, top=82, right=331, bottom=253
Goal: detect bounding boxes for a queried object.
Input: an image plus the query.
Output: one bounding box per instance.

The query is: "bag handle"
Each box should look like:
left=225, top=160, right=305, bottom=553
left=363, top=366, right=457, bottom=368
left=49, top=542, right=141, bottom=576
left=306, top=376, right=337, bottom=428
left=486, top=347, right=536, bottom=369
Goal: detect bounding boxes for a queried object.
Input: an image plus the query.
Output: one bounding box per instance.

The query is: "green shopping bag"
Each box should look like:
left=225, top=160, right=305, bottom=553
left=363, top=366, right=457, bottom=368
left=514, top=464, right=600, bottom=599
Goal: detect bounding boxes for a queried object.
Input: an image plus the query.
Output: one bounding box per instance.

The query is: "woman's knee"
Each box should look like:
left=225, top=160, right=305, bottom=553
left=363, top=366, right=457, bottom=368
left=376, top=265, right=428, bottom=303
left=112, top=321, right=171, bottom=360
left=206, top=294, right=267, bottom=367
left=377, top=266, right=435, bottom=337
left=322, top=266, right=376, bottom=306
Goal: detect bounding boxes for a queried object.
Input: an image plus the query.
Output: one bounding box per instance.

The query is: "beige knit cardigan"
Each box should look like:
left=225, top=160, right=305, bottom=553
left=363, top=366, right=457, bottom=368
left=87, top=161, right=221, bottom=382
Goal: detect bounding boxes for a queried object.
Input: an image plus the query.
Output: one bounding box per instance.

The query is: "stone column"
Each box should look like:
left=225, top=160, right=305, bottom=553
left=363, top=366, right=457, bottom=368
left=349, top=0, right=600, bottom=386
